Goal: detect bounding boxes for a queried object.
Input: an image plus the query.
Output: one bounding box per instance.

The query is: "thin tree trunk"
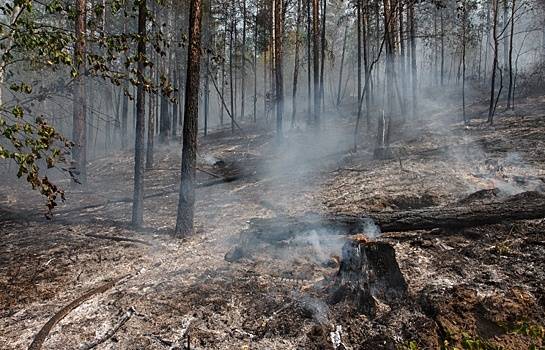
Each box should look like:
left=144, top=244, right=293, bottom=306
left=488, top=0, right=499, bottom=124
left=73, top=0, right=87, bottom=185
left=292, top=0, right=302, bottom=127
left=253, top=11, right=258, bottom=123
left=312, top=0, right=320, bottom=125
left=409, top=0, right=417, bottom=119
left=132, top=0, right=147, bottom=227
left=319, top=0, right=327, bottom=112
left=175, top=0, right=203, bottom=236
left=146, top=50, right=157, bottom=170
left=241, top=0, right=247, bottom=121
left=507, top=0, right=515, bottom=109
left=306, top=0, right=312, bottom=123
left=229, top=9, right=235, bottom=132
left=274, top=0, right=284, bottom=138
left=462, top=0, right=467, bottom=124
left=336, top=25, right=348, bottom=107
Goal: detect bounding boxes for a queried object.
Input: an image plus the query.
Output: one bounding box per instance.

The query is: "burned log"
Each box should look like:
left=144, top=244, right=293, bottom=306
left=329, top=236, right=407, bottom=316
left=348, top=191, right=545, bottom=233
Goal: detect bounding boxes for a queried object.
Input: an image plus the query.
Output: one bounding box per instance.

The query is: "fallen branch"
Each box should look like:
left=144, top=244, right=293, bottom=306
left=79, top=307, right=135, bottom=350
left=28, top=276, right=128, bottom=350
left=84, top=233, right=153, bottom=247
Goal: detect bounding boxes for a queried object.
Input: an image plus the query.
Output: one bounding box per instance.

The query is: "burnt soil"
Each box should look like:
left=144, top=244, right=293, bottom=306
left=2, top=96, right=545, bottom=349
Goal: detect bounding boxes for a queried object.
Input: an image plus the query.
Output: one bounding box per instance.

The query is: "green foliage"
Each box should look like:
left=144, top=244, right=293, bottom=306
left=0, top=0, right=179, bottom=213
left=0, top=109, right=71, bottom=216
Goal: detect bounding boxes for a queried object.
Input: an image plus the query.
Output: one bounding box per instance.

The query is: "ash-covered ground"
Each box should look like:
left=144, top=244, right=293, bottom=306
left=2, top=96, right=545, bottom=349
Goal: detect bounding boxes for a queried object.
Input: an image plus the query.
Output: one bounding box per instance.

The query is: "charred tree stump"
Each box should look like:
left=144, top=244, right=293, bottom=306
left=329, top=236, right=407, bottom=316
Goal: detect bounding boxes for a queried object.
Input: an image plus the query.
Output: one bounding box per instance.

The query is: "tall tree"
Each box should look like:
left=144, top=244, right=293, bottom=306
left=312, top=0, right=320, bottom=124
left=507, top=0, right=516, bottom=109
left=488, top=0, right=499, bottom=124
left=292, top=0, right=302, bottom=127
left=275, top=0, right=284, bottom=137
left=132, top=0, right=147, bottom=227
left=175, top=0, right=203, bottom=236
left=73, top=0, right=87, bottom=185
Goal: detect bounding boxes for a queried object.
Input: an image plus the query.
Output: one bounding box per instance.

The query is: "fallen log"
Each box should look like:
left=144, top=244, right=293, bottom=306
left=345, top=191, right=545, bottom=233
left=28, top=275, right=128, bottom=350
left=227, top=192, right=545, bottom=262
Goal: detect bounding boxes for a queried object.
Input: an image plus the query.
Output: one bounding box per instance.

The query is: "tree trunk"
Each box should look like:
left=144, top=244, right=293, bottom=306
left=73, top=0, right=87, bottom=185
left=462, top=0, right=467, bottom=124
left=507, top=0, right=515, bottom=109
left=312, top=0, right=320, bottom=125
left=274, top=0, right=284, bottom=138
left=409, top=0, right=417, bottom=120
left=241, top=0, right=247, bottom=121
left=356, top=0, right=362, bottom=126
left=175, top=0, right=203, bottom=236
left=146, top=50, right=157, bottom=170
left=131, top=0, right=147, bottom=227
left=488, top=0, right=499, bottom=124
left=229, top=9, right=235, bottom=133
left=292, top=0, right=302, bottom=127
left=319, top=0, right=327, bottom=112
left=336, top=25, right=348, bottom=107
left=306, top=0, right=312, bottom=123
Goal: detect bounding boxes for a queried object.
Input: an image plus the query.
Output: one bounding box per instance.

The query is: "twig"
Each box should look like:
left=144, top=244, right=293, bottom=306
left=196, top=167, right=221, bottom=178
left=79, top=307, right=135, bottom=350
left=28, top=276, right=128, bottom=350
left=84, top=233, right=154, bottom=247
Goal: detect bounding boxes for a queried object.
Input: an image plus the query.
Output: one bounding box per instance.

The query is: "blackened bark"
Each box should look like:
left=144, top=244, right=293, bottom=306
left=132, top=0, right=147, bottom=227
left=175, top=0, right=203, bottom=236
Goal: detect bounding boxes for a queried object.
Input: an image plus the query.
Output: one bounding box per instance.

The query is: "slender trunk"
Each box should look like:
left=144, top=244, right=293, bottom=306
left=229, top=10, right=235, bottom=132
left=462, top=0, right=467, bottom=124
left=319, top=0, right=327, bottom=112
left=440, top=9, right=445, bottom=86
left=306, top=0, right=312, bottom=122
left=175, top=0, right=203, bottom=236
left=253, top=12, right=258, bottom=123
left=73, top=0, right=87, bottom=185
left=292, top=0, right=302, bottom=126
left=146, top=50, right=157, bottom=170
left=275, top=0, right=284, bottom=137
left=241, top=0, right=247, bottom=121
left=312, top=0, right=320, bottom=125
left=132, top=0, right=147, bottom=227
left=336, top=25, right=348, bottom=107
left=488, top=0, right=499, bottom=124
left=356, top=0, right=362, bottom=126
left=363, top=0, right=370, bottom=126
left=507, top=0, right=515, bottom=109
left=409, top=1, right=417, bottom=119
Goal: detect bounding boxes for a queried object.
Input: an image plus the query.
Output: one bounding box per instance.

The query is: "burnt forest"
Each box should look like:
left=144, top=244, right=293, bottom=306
left=1, top=0, right=545, bottom=349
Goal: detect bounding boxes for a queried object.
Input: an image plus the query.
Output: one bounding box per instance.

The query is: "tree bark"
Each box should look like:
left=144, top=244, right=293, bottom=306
left=274, top=0, right=284, bottom=138
left=507, top=0, right=515, bottom=109
left=312, top=0, right=320, bottom=125
left=131, top=0, right=147, bottom=227
left=72, top=0, right=87, bottom=186
left=292, top=0, right=302, bottom=127
left=175, top=0, right=203, bottom=236
left=488, top=0, right=499, bottom=124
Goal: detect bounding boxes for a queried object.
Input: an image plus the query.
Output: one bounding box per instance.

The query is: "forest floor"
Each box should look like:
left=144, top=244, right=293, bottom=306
left=2, top=95, right=545, bottom=349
